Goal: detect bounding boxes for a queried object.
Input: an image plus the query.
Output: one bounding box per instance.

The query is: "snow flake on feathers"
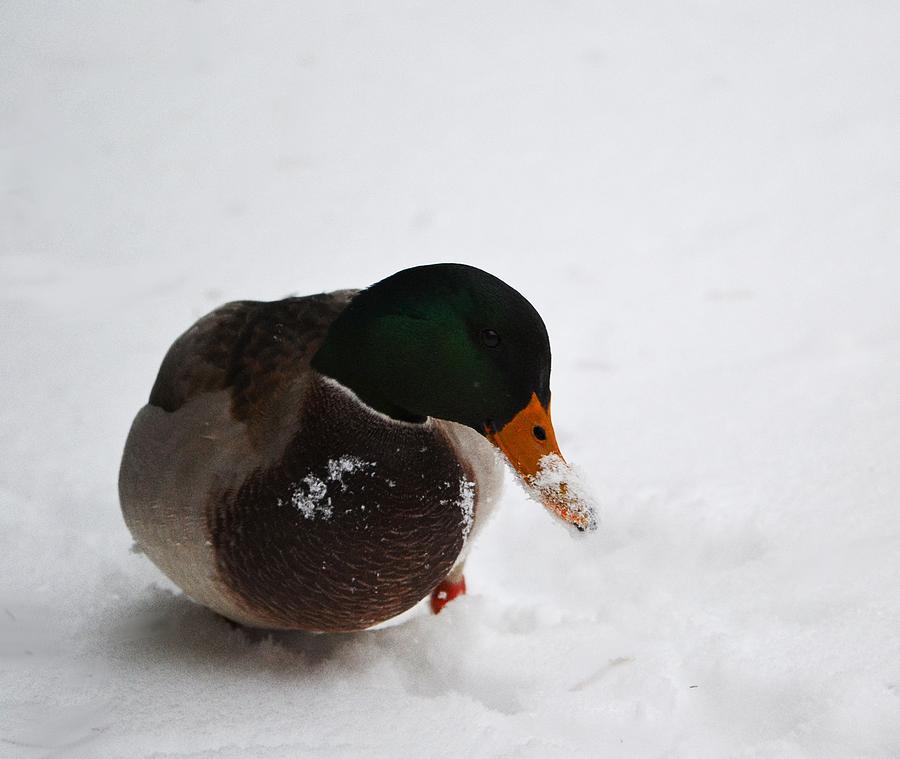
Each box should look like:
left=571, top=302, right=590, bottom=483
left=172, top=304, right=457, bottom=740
left=278, top=456, right=375, bottom=520
left=438, top=478, right=476, bottom=541
left=458, top=478, right=475, bottom=541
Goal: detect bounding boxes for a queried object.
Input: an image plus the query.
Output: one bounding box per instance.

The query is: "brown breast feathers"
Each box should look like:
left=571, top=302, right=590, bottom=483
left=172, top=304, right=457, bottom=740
left=210, top=376, right=476, bottom=632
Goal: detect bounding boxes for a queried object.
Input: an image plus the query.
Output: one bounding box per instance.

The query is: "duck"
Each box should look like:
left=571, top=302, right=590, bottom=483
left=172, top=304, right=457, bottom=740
left=119, top=263, right=595, bottom=632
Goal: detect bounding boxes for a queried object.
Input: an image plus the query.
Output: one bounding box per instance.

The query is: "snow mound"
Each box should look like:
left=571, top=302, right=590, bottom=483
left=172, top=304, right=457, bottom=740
left=3, top=2, right=900, bottom=757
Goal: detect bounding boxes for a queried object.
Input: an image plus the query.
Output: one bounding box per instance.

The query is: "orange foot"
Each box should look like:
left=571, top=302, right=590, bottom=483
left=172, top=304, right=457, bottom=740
left=430, top=575, right=467, bottom=614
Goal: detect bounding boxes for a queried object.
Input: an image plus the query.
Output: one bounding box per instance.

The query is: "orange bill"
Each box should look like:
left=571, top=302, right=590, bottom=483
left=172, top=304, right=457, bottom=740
left=486, top=393, right=594, bottom=531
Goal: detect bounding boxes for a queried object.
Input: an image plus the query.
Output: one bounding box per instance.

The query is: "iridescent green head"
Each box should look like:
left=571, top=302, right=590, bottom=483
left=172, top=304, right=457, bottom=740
left=312, top=263, right=550, bottom=432
left=312, top=263, right=594, bottom=531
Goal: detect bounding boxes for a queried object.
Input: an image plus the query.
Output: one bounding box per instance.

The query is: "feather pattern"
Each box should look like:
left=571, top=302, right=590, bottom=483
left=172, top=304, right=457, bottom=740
left=120, top=288, right=503, bottom=632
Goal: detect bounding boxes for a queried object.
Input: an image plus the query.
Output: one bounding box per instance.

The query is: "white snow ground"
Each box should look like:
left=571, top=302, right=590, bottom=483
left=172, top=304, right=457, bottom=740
left=2, top=2, right=900, bottom=757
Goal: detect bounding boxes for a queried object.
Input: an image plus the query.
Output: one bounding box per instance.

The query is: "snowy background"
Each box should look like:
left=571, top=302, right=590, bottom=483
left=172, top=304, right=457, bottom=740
left=2, top=2, right=900, bottom=757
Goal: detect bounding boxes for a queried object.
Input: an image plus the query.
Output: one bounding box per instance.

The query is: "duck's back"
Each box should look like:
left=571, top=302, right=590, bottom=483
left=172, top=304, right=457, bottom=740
left=119, top=290, right=500, bottom=631
left=147, top=292, right=355, bottom=428
left=120, top=292, right=357, bottom=624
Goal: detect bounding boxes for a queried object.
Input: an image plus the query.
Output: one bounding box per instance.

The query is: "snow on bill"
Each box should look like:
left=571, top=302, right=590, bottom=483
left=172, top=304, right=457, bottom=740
left=528, top=453, right=599, bottom=533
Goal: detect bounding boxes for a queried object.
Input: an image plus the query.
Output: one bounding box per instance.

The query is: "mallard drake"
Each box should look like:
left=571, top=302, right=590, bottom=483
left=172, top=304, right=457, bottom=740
left=119, top=264, right=595, bottom=632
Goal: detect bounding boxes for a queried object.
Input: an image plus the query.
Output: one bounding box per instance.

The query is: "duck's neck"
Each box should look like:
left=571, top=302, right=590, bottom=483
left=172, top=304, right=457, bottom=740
left=318, top=369, right=426, bottom=424
left=311, top=314, right=428, bottom=424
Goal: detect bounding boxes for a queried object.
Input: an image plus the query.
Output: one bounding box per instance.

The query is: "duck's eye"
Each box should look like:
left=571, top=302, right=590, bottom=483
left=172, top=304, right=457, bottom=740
left=480, top=328, right=500, bottom=347
left=533, top=425, right=547, bottom=441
